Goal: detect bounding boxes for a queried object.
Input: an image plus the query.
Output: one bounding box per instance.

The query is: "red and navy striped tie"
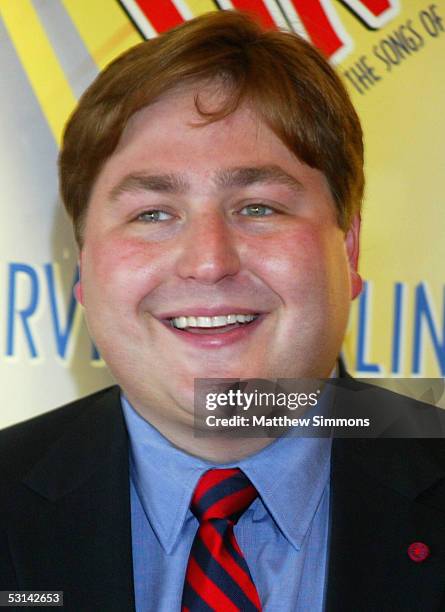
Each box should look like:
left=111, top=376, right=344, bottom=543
left=181, top=468, right=262, bottom=612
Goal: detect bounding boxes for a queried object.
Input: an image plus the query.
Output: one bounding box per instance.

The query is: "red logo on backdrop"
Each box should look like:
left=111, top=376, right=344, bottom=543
left=118, top=0, right=400, bottom=63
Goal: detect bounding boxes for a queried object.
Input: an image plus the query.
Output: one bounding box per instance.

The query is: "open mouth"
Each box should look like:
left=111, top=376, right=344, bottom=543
left=168, top=313, right=260, bottom=334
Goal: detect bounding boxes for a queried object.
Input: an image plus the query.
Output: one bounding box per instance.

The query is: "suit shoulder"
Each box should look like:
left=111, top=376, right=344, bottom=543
left=0, top=386, right=120, bottom=477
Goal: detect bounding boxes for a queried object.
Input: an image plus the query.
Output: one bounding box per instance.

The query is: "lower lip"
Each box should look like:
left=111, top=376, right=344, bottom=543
left=162, top=315, right=265, bottom=348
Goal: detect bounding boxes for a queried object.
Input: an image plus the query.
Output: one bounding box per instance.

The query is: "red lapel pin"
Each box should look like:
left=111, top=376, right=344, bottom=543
left=407, top=542, right=430, bottom=563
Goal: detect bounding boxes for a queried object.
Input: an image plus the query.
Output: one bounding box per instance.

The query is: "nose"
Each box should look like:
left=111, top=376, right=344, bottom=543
left=176, top=211, right=241, bottom=284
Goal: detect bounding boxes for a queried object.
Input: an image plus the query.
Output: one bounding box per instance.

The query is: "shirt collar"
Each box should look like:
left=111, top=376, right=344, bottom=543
left=238, top=430, right=331, bottom=550
left=122, top=395, right=210, bottom=554
left=122, top=384, right=332, bottom=554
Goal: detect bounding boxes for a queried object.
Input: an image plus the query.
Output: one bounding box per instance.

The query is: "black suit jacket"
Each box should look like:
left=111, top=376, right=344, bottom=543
left=1, top=383, right=445, bottom=611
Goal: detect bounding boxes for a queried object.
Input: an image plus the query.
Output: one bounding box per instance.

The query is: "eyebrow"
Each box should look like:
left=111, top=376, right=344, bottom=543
left=109, top=173, right=189, bottom=200
left=215, top=165, right=304, bottom=191
left=109, top=164, right=304, bottom=202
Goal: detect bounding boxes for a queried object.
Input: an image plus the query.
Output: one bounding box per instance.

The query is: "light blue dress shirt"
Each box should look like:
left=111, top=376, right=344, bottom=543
left=122, top=395, right=332, bottom=611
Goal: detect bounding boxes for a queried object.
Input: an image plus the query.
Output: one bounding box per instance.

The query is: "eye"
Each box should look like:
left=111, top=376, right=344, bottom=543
left=239, top=203, right=275, bottom=217
left=136, top=210, right=173, bottom=223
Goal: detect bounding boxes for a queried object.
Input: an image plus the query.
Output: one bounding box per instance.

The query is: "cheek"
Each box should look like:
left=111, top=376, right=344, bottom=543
left=245, top=225, right=346, bottom=296
left=82, top=236, right=171, bottom=304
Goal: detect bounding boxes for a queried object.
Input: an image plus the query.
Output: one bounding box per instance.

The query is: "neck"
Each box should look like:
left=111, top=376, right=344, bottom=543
left=125, top=393, right=276, bottom=462
left=122, top=363, right=338, bottom=462
left=167, top=432, right=275, bottom=463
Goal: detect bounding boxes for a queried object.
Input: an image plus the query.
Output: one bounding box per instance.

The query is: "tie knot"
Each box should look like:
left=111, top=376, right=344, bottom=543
left=191, top=468, right=258, bottom=524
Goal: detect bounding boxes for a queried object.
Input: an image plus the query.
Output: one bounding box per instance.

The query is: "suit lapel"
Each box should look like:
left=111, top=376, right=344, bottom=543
left=326, top=436, right=445, bottom=611
left=8, top=387, right=135, bottom=611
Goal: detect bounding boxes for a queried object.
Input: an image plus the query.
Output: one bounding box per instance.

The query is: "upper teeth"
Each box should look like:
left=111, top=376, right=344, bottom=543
left=171, top=314, right=257, bottom=329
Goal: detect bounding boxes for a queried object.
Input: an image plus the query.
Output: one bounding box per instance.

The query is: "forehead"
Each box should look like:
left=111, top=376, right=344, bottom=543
left=89, top=82, right=332, bottom=206
left=117, top=84, right=270, bottom=155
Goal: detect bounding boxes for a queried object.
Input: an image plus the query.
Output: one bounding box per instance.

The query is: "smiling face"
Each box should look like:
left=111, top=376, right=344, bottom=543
left=78, top=84, right=361, bottom=436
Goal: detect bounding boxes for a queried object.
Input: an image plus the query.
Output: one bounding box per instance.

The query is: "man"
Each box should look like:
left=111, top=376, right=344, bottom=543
left=1, top=10, right=445, bottom=612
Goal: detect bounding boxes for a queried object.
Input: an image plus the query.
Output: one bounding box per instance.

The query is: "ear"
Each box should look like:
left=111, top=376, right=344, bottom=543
left=345, top=213, right=363, bottom=300
left=74, top=280, right=83, bottom=305
left=74, top=252, right=84, bottom=305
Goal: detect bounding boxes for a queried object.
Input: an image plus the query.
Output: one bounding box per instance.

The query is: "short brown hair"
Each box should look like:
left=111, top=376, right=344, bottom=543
left=59, top=10, right=364, bottom=246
